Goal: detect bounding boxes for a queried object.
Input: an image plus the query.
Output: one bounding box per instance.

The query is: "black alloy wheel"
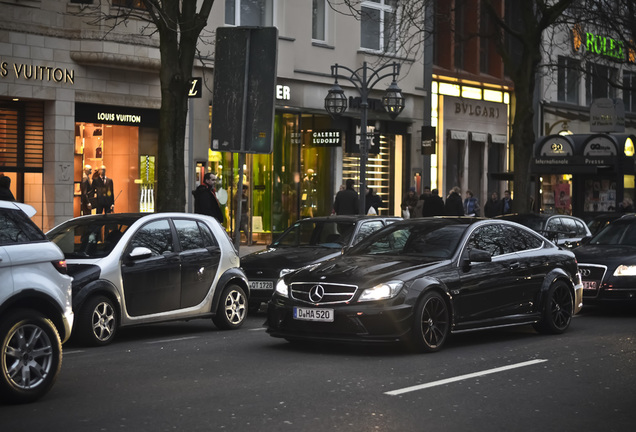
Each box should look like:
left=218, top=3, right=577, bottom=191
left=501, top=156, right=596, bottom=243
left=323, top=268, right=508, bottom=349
left=0, top=309, right=62, bottom=404
left=409, top=291, right=450, bottom=353
left=533, top=281, right=573, bottom=334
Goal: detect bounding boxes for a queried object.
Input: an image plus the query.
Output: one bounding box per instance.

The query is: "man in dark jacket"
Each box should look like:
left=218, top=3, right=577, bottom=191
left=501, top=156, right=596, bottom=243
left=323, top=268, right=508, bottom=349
left=484, top=192, right=501, bottom=218
left=427, top=189, right=445, bottom=216
left=93, top=165, right=115, bottom=214
left=193, top=172, right=224, bottom=224
left=333, top=179, right=359, bottom=215
left=445, top=186, right=464, bottom=216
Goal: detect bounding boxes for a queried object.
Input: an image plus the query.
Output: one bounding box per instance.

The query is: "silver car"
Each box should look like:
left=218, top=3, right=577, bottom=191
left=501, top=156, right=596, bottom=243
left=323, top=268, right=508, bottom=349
left=47, top=213, right=249, bottom=346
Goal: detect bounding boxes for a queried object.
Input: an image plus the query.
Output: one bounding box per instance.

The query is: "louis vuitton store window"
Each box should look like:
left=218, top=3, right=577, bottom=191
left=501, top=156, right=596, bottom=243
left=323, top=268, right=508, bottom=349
left=74, top=103, right=159, bottom=216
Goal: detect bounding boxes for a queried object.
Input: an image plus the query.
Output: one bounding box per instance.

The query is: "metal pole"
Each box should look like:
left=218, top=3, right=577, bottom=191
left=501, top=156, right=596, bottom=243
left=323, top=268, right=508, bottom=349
left=359, top=62, right=368, bottom=216
left=234, top=31, right=251, bottom=250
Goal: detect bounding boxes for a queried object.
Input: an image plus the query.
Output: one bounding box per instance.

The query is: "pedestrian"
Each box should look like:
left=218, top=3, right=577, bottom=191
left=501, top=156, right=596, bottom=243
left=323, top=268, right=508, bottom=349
left=619, top=197, right=634, bottom=212
left=193, top=172, right=224, bottom=224
left=445, top=186, right=464, bottom=216
left=463, top=189, right=480, bottom=216
left=414, top=186, right=431, bottom=218
left=80, top=164, right=93, bottom=215
left=428, top=189, right=446, bottom=216
left=236, top=184, right=249, bottom=239
left=401, top=187, right=418, bottom=219
left=501, top=190, right=513, bottom=214
left=333, top=179, right=359, bottom=215
left=484, top=192, right=501, bottom=218
left=365, top=187, right=383, bottom=215
left=93, top=165, right=115, bottom=214
left=0, top=175, right=15, bottom=201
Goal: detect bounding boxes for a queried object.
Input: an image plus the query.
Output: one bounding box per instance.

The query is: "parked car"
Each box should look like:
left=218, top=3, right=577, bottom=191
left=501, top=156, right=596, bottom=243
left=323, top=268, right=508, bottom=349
left=267, top=217, right=583, bottom=352
left=46, top=213, right=249, bottom=346
left=496, top=213, right=591, bottom=249
left=0, top=201, right=74, bottom=404
left=574, top=214, right=636, bottom=306
left=242, top=215, right=401, bottom=312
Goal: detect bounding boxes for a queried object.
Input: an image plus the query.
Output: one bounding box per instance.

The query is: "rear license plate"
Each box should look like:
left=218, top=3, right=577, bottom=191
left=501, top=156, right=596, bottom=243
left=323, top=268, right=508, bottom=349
left=293, top=307, right=334, bottom=322
left=583, top=280, right=598, bottom=290
left=249, top=281, right=273, bottom=290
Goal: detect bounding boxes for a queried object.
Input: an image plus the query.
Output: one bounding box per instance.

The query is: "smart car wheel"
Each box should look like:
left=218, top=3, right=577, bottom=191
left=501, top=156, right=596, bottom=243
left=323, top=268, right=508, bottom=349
left=0, top=309, right=62, bottom=404
left=409, top=291, right=450, bottom=353
left=533, top=281, right=573, bottom=335
left=213, top=284, right=247, bottom=330
left=76, top=295, right=118, bottom=346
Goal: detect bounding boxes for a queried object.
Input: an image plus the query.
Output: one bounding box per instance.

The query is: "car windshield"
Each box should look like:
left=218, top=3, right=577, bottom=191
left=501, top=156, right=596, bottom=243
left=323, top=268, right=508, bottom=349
left=47, top=219, right=134, bottom=258
left=271, top=220, right=356, bottom=248
left=348, top=221, right=468, bottom=259
left=589, top=221, right=636, bottom=246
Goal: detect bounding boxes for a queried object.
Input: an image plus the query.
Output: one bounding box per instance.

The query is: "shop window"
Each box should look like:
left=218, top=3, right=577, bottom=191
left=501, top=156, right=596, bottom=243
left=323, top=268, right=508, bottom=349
left=557, top=56, right=580, bottom=105
left=225, top=0, right=274, bottom=26
left=624, top=71, right=636, bottom=113
left=586, top=62, right=618, bottom=105
left=312, top=0, right=326, bottom=41
left=361, top=0, right=397, bottom=52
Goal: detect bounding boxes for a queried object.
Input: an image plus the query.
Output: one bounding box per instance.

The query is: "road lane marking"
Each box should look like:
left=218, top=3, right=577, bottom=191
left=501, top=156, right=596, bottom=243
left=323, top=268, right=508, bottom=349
left=145, top=336, right=199, bottom=344
left=249, top=327, right=267, bottom=331
left=385, top=359, right=548, bottom=396
left=63, top=350, right=85, bottom=355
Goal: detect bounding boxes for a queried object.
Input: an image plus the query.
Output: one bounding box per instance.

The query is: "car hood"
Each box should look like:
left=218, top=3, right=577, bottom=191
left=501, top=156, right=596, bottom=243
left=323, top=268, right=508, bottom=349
left=242, top=247, right=341, bottom=275
left=574, top=244, right=636, bottom=264
left=289, top=254, right=449, bottom=285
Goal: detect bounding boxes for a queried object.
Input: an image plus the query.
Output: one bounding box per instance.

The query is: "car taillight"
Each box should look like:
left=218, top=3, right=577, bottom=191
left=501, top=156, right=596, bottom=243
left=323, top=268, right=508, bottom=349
left=52, top=259, right=68, bottom=274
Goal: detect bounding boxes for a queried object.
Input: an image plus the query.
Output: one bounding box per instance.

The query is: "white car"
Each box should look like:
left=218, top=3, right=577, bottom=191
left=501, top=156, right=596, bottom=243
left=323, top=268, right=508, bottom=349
left=47, top=213, right=249, bottom=346
left=0, top=201, right=74, bottom=404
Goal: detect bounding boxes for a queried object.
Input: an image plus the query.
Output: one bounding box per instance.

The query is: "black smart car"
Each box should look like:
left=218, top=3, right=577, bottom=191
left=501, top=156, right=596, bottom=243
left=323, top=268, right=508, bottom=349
left=242, top=215, right=400, bottom=312
left=267, top=217, right=583, bottom=352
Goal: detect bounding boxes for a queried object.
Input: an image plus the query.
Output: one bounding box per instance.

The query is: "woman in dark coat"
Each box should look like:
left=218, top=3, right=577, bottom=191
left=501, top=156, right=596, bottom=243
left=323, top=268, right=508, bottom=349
left=445, top=186, right=464, bottom=216
left=0, top=175, right=16, bottom=201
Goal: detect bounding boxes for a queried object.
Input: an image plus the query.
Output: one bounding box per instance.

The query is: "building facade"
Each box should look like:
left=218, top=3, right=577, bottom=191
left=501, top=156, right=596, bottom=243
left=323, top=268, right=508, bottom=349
left=536, top=19, right=636, bottom=218
left=0, top=0, right=425, bottom=242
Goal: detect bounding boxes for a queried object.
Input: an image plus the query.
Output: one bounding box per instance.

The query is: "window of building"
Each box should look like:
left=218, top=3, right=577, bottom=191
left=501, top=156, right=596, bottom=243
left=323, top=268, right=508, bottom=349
left=312, top=0, right=326, bottom=41
left=361, top=0, right=397, bottom=52
left=624, top=71, right=636, bottom=113
left=111, top=0, right=146, bottom=9
left=586, top=62, right=618, bottom=105
left=454, top=0, right=466, bottom=71
left=557, top=56, right=580, bottom=105
left=225, top=0, right=274, bottom=26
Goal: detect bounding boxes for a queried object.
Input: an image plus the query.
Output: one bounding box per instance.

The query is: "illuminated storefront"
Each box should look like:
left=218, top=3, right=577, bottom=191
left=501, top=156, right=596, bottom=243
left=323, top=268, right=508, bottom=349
left=74, top=103, right=160, bottom=216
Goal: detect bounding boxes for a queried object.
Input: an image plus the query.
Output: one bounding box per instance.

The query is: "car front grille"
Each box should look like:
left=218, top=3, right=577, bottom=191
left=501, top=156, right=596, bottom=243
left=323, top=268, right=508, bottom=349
left=290, top=282, right=358, bottom=305
left=578, top=264, right=607, bottom=297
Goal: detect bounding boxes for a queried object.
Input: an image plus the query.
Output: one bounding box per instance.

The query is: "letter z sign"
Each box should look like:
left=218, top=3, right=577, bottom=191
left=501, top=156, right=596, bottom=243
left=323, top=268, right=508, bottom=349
left=189, top=78, right=202, bottom=98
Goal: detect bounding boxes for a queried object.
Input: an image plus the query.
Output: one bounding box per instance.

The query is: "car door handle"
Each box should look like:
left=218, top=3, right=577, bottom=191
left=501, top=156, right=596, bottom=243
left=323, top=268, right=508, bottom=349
left=509, top=262, right=520, bottom=269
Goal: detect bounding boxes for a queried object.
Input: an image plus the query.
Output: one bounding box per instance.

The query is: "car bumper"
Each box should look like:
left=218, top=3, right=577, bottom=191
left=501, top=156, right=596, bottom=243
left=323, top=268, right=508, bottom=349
left=266, top=297, right=413, bottom=344
left=61, top=308, right=74, bottom=344
left=574, top=282, right=584, bottom=315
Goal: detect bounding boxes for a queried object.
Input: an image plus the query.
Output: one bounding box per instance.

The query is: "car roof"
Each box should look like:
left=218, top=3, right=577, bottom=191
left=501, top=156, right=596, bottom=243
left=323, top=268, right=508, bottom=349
left=0, top=199, right=37, bottom=217
left=293, top=215, right=400, bottom=223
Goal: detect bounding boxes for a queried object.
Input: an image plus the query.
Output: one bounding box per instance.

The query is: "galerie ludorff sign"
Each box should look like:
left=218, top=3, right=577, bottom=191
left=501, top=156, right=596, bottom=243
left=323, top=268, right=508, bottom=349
left=590, top=98, right=625, bottom=133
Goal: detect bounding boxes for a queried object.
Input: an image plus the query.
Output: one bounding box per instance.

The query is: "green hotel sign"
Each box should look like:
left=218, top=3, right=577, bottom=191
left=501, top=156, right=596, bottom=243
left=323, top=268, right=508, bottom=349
left=572, top=25, right=635, bottom=63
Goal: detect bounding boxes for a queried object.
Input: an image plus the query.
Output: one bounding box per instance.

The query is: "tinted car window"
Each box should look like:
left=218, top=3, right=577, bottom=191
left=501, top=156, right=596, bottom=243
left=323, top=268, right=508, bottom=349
left=198, top=221, right=218, bottom=248
left=129, top=219, right=174, bottom=256
left=353, top=221, right=384, bottom=245
left=467, top=224, right=515, bottom=257
left=560, top=217, right=578, bottom=236
left=590, top=221, right=636, bottom=246
left=505, top=225, right=544, bottom=252
left=174, top=219, right=205, bottom=251
left=351, top=222, right=467, bottom=259
left=545, top=217, right=563, bottom=234
left=275, top=222, right=315, bottom=246
left=48, top=219, right=132, bottom=258
left=573, top=219, right=587, bottom=236
left=0, top=208, right=47, bottom=245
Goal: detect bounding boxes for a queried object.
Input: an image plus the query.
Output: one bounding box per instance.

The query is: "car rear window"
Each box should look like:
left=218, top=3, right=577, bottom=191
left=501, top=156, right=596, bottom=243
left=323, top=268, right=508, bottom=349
left=0, top=208, right=47, bottom=245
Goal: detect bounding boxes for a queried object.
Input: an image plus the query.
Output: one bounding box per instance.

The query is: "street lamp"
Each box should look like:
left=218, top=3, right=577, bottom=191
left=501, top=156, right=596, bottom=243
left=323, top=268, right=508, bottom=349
left=324, top=61, right=404, bottom=215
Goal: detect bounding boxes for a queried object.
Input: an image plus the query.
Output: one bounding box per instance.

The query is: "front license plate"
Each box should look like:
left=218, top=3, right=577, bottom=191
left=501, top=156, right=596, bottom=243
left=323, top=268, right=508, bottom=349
left=293, top=307, right=334, bottom=322
left=249, top=281, right=273, bottom=290
left=583, top=280, right=598, bottom=290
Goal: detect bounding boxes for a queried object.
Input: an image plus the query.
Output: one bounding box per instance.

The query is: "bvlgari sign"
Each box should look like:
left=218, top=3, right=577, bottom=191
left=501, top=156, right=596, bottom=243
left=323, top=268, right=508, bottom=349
left=590, top=98, right=625, bottom=133
left=0, top=57, right=74, bottom=83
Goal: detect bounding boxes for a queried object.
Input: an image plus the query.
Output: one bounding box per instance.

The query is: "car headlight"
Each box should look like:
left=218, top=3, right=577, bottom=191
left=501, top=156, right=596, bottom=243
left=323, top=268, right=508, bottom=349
left=279, top=268, right=296, bottom=278
left=275, top=278, right=289, bottom=297
left=358, top=280, right=404, bottom=302
left=613, top=265, right=636, bottom=276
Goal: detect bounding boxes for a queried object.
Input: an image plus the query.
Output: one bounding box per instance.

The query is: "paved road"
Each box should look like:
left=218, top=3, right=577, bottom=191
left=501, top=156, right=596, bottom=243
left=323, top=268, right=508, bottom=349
left=1, top=306, right=635, bottom=432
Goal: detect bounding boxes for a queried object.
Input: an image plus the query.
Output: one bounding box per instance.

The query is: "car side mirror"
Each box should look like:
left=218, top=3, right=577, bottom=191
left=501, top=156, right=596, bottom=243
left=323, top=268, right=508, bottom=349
left=462, top=248, right=492, bottom=269
left=128, top=246, right=152, bottom=261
